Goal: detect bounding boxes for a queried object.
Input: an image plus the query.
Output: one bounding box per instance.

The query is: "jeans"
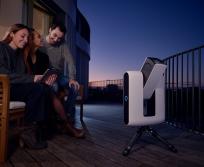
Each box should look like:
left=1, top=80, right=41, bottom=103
left=64, top=86, right=78, bottom=124
left=54, top=75, right=78, bottom=123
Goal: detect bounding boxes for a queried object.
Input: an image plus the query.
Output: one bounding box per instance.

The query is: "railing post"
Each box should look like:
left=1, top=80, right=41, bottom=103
left=163, top=44, right=204, bottom=134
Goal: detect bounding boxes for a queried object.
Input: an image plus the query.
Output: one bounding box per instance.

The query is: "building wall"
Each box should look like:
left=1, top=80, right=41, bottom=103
left=52, top=0, right=76, bottom=25
left=0, top=0, right=90, bottom=98
left=0, top=0, right=23, bottom=39
left=76, top=48, right=90, bottom=97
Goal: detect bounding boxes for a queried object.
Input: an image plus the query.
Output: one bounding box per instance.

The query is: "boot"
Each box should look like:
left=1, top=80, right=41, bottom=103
left=20, top=124, right=48, bottom=149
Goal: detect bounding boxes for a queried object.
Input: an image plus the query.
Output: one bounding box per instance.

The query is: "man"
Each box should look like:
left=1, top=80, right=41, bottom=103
left=40, top=23, right=79, bottom=124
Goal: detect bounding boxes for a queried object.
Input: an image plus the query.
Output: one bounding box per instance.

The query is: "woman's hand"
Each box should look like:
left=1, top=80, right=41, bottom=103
left=34, top=75, right=43, bottom=82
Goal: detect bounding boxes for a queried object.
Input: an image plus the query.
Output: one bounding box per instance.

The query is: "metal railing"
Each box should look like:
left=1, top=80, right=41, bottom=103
left=88, top=46, right=204, bottom=133
left=163, top=45, right=204, bottom=134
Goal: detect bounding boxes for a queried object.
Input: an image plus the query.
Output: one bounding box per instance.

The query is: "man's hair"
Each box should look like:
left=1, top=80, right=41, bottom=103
left=50, top=23, right=67, bottom=34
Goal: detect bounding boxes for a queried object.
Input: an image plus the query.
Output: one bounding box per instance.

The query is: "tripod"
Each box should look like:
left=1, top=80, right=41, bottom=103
left=122, top=126, right=177, bottom=156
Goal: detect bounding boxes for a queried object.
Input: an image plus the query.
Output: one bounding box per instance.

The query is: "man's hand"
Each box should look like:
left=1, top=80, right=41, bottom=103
left=69, top=79, right=80, bottom=91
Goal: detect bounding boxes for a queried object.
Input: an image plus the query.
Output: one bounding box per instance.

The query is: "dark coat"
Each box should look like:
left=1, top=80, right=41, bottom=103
left=0, top=41, right=34, bottom=83
left=27, top=49, right=50, bottom=75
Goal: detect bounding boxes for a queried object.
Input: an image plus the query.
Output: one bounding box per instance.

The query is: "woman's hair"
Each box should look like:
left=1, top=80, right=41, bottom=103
left=24, top=28, right=36, bottom=56
left=2, top=23, right=30, bottom=44
left=23, top=28, right=37, bottom=73
left=24, top=29, right=40, bottom=74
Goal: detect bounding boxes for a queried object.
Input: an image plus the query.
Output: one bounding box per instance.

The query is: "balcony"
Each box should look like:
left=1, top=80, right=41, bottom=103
left=5, top=104, right=204, bottom=166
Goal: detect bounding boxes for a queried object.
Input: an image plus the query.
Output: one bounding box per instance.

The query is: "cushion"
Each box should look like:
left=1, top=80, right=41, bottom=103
left=9, top=101, right=26, bottom=110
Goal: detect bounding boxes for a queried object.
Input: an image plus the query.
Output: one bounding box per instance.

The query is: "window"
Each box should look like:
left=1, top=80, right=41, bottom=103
left=33, top=5, right=53, bottom=35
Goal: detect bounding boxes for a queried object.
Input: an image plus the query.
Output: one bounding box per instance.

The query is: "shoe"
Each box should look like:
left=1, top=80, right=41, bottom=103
left=19, top=137, right=48, bottom=150
left=64, top=122, right=85, bottom=138
left=19, top=126, right=48, bottom=150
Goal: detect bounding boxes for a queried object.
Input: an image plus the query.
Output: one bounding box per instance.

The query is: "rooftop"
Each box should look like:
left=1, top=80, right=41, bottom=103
left=5, top=104, right=204, bottom=167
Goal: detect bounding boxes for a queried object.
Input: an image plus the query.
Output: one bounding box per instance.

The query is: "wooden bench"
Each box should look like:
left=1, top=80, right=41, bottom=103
left=0, top=74, right=25, bottom=163
left=0, top=75, right=84, bottom=162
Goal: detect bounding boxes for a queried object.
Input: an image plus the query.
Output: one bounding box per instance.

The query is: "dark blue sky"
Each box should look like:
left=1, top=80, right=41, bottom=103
left=77, top=0, right=204, bottom=81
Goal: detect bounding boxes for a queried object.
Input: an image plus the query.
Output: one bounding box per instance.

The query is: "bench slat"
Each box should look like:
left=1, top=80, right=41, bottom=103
left=0, top=74, right=25, bottom=162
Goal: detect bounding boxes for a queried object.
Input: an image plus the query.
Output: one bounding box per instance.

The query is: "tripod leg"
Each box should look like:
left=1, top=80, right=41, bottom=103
left=122, top=127, right=144, bottom=156
left=148, top=127, right=177, bottom=153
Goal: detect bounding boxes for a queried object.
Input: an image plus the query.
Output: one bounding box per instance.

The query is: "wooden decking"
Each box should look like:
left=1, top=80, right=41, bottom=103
left=2, top=104, right=204, bottom=167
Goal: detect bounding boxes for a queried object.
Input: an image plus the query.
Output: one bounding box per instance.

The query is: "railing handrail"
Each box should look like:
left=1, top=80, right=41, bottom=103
left=163, top=45, right=204, bottom=61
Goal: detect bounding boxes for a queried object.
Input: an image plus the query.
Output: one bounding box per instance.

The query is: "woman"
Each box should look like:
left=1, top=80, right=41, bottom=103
left=0, top=23, right=53, bottom=149
left=24, top=29, right=85, bottom=138
left=24, top=28, right=49, bottom=74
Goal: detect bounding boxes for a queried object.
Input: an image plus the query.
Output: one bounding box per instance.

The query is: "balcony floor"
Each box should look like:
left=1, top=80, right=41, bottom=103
left=3, top=104, right=204, bottom=167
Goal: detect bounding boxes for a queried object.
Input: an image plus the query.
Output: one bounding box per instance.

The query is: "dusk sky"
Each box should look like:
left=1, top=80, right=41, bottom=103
left=77, top=0, right=204, bottom=81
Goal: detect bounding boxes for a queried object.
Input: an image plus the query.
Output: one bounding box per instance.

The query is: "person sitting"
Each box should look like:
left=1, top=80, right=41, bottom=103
left=39, top=23, right=79, bottom=124
left=24, top=29, right=85, bottom=138
left=0, top=23, right=52, bottom=149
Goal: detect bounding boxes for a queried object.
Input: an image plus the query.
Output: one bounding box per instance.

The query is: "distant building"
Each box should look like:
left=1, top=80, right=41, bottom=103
left=0, top=0, right=90, bottom=97
left=89, top=79, right=123, bottom=90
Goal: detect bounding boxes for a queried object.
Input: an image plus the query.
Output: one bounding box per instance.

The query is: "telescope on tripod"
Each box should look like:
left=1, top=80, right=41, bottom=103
left=123, top=57, right=177, bottom=156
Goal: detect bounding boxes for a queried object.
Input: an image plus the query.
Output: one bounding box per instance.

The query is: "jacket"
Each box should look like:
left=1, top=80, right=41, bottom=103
left=0, top=41, right=34, bottom=84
